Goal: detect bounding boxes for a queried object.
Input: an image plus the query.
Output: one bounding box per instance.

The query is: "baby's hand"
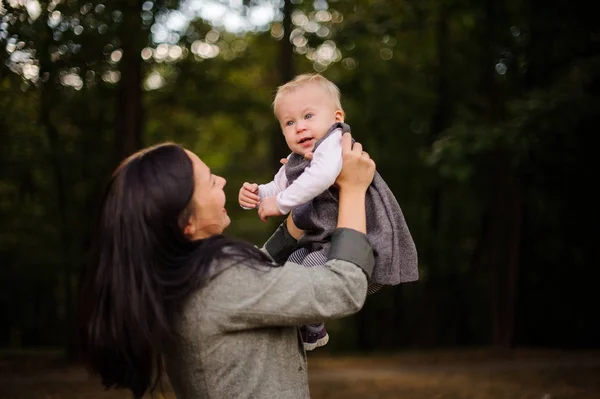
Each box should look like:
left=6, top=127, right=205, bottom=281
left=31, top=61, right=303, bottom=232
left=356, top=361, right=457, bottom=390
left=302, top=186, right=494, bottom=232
left=258, top=196, right=283, bottom=222
left=239, top=182, right=260, bottom=209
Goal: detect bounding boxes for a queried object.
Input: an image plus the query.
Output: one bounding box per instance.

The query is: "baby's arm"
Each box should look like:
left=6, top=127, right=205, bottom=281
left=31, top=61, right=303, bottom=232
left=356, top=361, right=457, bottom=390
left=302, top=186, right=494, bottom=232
left=239, top=164, right=289, bottom=210
left=276, top=129, right=343, bottom=214
left=259, top=164, right=288, bottom=199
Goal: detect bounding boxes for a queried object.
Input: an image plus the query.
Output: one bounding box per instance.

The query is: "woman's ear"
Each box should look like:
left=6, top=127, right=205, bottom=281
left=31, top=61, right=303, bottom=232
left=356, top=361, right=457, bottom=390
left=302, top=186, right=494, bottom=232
left=334, top=110, right=344, bottom=123
left=183, top=215, right=196, bottom=238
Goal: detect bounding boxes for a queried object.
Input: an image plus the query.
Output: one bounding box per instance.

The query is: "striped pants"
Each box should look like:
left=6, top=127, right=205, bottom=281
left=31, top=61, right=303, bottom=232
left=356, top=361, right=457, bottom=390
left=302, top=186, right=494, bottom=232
left=288, top=247, right=382, bottom=295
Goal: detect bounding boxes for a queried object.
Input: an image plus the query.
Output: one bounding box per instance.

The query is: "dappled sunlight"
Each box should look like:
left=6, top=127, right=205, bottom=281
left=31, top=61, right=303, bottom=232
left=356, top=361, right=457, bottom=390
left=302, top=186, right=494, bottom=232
left=6, top=46, right=38, bottom=82
left=1, top=0, right=407, bottom=89
left=144, top=70, right=165, bottom=91
left=1, top=0, right=125, bottom=88
left=190, top=40, right=218, bottom=59
left=287, top=8, right=345, bottom=70
left=109, top=49, right=122, bottom=63
left=152, top=43, right=188, bottom=62
left=59, top=70, right=82, bottom=90
left=101, top=70, right=119, bottom=84
left=3, top=0, right=41, bottom=20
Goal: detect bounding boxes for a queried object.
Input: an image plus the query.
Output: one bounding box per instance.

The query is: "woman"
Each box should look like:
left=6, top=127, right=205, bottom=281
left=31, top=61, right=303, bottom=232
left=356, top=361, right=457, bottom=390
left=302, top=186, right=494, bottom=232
left=78, top=133, right=376, bottom=398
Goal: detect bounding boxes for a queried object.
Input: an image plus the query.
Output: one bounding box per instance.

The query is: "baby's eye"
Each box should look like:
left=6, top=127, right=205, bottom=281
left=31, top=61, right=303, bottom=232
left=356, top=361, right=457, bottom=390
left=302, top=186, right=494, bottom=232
left=305, top=113, right=313, bottom=120
left=285, top=120, right=294, bottom=127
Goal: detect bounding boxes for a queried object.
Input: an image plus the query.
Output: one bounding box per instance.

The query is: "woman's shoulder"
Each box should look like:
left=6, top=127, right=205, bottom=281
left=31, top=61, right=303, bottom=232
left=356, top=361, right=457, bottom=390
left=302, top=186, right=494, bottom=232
left=176, top=258, right=272, bottom=333
left=201, top=253, right=274, bottom=295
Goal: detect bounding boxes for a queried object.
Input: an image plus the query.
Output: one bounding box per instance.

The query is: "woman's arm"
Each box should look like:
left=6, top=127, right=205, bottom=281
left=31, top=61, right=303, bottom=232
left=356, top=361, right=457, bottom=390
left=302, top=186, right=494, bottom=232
left=209, top=133, right=376, bottom=329
left=335, top=138, right=371, bottom=234
left=208, top=228, right=374, bottom=329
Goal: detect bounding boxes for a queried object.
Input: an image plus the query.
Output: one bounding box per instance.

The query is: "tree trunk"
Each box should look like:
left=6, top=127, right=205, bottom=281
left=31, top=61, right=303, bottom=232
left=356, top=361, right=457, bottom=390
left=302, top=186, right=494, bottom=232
left=269, top=0, right=295, bottom=169
left=36, top=17, right=77, bottom=357
left=416, top=2, right=452, bottom=348
left=428, top=2, right=451, bottom=234
left=39, top=83, right=77, bottom=356
left=486, top=161, right=523, bottom=346
left=115, top=0, right=144, bottom=162
left=468, top=0, right=523, bottom=348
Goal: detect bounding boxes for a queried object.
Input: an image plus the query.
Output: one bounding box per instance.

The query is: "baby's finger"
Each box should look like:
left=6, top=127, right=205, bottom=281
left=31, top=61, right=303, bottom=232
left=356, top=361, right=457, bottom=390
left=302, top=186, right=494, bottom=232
left=247, top=195, right=260, bottom=204
left=241, top=200, right=258, bottom=208
left=243, top=191, right=260, bottom=202
left=243, top=182, right=259, bottom=193
left=280, top=158, right=288, bottom=165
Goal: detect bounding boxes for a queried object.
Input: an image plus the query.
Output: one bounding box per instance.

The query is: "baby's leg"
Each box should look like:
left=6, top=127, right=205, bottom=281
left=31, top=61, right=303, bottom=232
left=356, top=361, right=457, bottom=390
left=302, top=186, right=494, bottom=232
left=286, top=247, right=329, bottom=349
left=368, top=283, right=383, bottom=295
left=287, top=247, right=310, bottom=265
left=299, top=249, right=329, bottom=351
left=300, top=249, right=383, bottom=294
left=300, top=250, right=328, bottom=267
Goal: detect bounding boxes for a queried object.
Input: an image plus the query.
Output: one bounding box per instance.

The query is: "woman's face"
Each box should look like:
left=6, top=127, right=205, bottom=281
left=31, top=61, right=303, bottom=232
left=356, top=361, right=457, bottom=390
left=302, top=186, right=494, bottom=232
left=183, top=150, right=230, bottom=240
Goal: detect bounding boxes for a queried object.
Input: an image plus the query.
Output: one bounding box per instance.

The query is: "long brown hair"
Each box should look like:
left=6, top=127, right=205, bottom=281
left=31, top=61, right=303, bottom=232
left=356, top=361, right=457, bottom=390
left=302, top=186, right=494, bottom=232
left=77, top=143, right=271, bottom=398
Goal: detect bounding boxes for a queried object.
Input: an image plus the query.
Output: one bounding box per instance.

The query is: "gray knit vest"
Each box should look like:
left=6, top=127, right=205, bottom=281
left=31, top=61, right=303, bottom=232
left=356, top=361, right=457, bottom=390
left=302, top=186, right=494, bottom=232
left=284, top=122, right=418, bottom=285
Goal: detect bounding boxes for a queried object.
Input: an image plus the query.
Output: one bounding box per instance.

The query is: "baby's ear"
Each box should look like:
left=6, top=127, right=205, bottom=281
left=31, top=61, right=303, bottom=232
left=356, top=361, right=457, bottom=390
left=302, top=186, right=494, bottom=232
left=334, top=110, right=344, bottom=122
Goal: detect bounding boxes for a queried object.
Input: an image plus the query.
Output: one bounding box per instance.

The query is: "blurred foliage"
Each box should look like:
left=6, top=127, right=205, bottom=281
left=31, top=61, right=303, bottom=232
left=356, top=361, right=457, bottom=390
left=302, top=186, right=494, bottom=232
left=0, top=0, right=598, bottom=353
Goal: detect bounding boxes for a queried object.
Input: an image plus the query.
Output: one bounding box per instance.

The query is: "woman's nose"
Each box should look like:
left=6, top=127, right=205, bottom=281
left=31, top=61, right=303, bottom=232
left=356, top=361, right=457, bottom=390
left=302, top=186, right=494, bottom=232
left=219, top=176, right=226, bottom=187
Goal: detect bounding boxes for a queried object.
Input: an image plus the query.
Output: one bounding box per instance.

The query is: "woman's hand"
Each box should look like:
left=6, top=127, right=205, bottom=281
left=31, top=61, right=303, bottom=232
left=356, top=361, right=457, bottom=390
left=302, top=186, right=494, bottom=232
left=335, top=133, right=376, bottom=194
left=334, top=133, right=375, bottom=234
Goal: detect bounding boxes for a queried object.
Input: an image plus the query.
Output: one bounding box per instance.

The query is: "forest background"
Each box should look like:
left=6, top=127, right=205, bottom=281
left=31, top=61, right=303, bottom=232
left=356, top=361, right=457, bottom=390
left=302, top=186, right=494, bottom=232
left=1, top=0, right=598, bottom=359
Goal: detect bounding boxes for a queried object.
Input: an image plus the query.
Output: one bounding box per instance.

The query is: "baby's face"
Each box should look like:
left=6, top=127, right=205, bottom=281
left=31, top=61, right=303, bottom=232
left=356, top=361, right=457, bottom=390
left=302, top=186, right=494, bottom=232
left=275, top=83, right=343, bottom=157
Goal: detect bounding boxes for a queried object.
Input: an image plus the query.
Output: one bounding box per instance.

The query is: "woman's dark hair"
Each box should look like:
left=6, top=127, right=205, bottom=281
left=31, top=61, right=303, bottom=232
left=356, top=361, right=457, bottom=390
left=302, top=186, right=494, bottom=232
left=77, top=143, right=272, bottom=398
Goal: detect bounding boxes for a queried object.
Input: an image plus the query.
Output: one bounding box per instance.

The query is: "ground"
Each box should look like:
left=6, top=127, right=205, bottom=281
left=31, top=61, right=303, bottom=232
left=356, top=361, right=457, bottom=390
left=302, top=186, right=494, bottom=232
left=1, top=349, right=599, bottom=398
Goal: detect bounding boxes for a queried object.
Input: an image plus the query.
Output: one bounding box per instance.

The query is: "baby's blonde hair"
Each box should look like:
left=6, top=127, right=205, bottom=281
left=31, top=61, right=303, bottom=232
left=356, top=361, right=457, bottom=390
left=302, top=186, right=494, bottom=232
left=273, top=73, right=345, bottom=118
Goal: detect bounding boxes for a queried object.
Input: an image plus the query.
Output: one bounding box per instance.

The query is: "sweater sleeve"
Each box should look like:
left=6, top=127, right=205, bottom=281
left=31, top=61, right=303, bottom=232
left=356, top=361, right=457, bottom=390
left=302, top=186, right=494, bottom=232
left=261, top=220, right=301, bottom=265
left=207, top=228, right=374, bottom=331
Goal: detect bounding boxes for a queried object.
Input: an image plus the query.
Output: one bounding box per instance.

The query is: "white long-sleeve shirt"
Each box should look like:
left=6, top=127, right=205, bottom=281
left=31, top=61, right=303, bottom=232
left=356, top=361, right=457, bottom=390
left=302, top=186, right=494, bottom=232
left=258, top=128, right=343, bottom=214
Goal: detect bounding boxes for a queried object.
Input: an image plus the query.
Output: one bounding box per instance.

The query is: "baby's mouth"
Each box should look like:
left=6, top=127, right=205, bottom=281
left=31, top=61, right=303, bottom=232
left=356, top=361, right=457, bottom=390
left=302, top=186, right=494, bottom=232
left=299, top=137, right=313, bottom=144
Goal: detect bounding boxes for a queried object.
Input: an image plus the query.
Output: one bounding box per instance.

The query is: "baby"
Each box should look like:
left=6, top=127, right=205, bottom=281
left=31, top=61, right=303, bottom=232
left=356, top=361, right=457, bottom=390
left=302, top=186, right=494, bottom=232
left=238, top=73, right=418, bottom=351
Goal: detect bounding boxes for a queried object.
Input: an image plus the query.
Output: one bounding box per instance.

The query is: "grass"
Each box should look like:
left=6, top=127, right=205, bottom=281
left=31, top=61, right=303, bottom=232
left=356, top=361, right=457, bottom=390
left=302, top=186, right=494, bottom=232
left=1, top=348, right=598, bottom=399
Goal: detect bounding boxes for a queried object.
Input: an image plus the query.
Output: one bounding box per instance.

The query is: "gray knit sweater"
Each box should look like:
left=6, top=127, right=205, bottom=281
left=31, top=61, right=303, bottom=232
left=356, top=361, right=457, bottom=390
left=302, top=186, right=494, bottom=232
left=164, top=226, right=374, bottom=398
left=285, top=122, right=419, bottom=285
